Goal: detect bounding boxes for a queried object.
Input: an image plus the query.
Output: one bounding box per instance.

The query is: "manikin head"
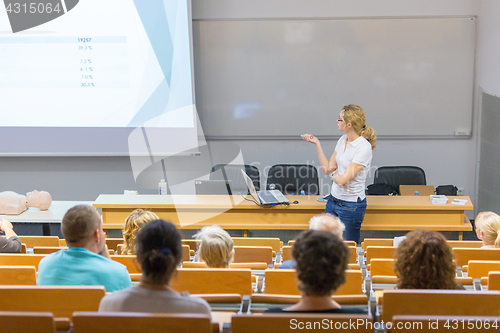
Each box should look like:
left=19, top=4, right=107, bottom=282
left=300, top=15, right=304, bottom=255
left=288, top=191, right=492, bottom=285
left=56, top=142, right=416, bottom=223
left=26, top=190, right=52, bottom=210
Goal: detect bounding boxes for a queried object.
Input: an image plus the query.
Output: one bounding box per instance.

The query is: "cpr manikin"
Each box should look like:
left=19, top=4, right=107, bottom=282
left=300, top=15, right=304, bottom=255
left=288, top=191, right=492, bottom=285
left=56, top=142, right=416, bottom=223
left=0, top=190, right=52, bottom=215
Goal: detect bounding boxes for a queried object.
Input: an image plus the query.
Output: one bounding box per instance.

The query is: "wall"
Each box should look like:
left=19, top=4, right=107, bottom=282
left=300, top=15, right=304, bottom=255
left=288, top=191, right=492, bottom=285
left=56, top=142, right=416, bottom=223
left=0, top=0, right=482, bottom=220
left=476, top=0, right=500, bottom=213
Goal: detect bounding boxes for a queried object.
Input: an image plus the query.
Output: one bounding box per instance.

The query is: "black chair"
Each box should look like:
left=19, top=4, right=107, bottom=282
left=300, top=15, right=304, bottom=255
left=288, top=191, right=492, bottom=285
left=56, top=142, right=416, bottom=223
left=373, top=166, right=426, bottom=195
left=266, top=164, right=319, bottom=195
left=209, top=164, right=260, bottom=195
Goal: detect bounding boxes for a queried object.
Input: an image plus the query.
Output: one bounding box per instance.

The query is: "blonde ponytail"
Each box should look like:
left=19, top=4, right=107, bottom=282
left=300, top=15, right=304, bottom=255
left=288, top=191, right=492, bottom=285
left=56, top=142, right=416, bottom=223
left=342, top=104, right=377, bottom=150
left=361, top=125, right=377, bottom=150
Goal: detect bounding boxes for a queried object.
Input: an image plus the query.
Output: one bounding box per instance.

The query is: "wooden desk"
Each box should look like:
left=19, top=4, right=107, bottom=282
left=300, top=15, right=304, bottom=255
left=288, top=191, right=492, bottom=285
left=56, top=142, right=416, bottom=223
left=93, top=195, right=473, bottom=239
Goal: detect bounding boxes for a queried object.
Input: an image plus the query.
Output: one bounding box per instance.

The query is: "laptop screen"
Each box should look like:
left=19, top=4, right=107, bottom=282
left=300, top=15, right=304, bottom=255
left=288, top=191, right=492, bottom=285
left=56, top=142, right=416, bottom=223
left=240, top=169, right=260, bottom=203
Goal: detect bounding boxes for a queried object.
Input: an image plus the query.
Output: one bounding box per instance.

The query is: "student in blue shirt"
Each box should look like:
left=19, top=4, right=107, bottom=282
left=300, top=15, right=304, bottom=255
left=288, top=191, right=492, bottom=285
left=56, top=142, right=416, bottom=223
left=37, top=204, right=131, bottom=292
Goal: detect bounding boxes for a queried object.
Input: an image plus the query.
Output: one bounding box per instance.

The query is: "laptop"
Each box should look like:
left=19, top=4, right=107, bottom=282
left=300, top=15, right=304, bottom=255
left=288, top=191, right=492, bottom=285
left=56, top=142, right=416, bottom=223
left=399, top=185, right=435, bottom=196
left=241, top=170, right=289, bottom=205
left=194, top=180, right=232, bottom=195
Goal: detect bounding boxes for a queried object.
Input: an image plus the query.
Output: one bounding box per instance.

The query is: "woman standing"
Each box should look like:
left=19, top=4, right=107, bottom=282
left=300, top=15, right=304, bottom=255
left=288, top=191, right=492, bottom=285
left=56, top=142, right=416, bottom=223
left=302, top=104, right=376, bottom=243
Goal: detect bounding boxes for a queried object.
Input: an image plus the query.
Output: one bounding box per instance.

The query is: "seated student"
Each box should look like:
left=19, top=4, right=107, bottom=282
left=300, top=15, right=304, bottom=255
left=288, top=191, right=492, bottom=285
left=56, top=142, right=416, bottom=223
left=98, top=219, right=211, bottom=316
left=394, top=229, right=458, bottom=289
left=0, top=219, right=22, bottom=253
left=37, top=205, right=131, bottom=292
left=121, top=209, right=159, bottom=254
left=279, top=213, right=345, bottom=269
left=193, top=225, right=234, bottom=268
left=266, top=230, right=365, bottom=313
left=474, top=211, right=500, bottom=248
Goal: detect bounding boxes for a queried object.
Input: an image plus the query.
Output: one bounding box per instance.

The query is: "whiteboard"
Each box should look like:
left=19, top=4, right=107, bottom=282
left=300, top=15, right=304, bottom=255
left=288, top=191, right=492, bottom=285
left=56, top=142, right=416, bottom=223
left=193, top=17, right=476, bottom=138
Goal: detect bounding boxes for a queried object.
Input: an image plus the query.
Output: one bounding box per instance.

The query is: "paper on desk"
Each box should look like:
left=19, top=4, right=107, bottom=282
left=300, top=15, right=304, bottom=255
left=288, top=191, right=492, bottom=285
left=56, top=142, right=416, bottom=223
left=430, top=195, right=448, bottom=204
left=451, top=199, right=468, bottom=205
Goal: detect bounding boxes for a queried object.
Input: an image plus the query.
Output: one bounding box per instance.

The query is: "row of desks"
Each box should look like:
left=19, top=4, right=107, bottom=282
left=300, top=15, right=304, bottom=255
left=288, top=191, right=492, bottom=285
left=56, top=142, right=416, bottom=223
left=93, top=195, right=473, bottom=240
left=1, top=195, right=473, bottom=239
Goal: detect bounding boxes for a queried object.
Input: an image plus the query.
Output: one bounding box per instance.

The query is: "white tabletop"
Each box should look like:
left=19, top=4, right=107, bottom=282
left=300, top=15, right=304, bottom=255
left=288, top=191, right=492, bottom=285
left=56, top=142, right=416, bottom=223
left=0, top=201, right=93, bottom=223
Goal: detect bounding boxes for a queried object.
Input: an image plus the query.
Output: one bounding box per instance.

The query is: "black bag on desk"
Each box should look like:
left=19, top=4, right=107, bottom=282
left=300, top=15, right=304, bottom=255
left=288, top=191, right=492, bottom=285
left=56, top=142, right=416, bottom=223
left=436, top=185, right=458, bottom=196
left=366, top=183, right=398, bottom=196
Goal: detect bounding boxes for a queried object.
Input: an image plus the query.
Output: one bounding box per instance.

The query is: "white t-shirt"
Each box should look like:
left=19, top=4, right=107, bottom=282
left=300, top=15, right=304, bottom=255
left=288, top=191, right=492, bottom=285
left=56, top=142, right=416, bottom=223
left=330, top=135, right=372, bottom=202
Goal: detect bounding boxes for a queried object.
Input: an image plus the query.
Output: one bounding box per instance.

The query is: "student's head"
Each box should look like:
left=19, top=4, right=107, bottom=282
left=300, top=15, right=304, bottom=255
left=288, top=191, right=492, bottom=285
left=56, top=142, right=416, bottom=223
left=62, top=205, right=105, bottom=252
left=308, top=213, right=345, bottom=239
left=341, top=104, right=377, bottom=150
left=475, top=211, right=500, bottom=248
left=395, top=229, right=457, bottom=289
left=122, top=209, right=159, bottom=254
left=194, top=225, right=234, bottom=268
left=292, top=230, right=350, bottom=296
left=136, top=219, right=182, bottom=285
left=26, top=190, right=52, bottom=210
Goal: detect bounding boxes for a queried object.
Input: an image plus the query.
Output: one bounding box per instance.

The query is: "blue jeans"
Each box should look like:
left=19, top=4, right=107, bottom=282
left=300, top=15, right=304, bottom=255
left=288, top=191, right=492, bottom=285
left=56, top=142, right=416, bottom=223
left=325, top=195, right=367, bottom=244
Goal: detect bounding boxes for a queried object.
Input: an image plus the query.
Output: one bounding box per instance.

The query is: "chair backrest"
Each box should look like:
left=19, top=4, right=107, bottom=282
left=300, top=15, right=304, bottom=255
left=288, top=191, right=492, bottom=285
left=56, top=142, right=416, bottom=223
left=264, top=269, right=363, bottom=295
left=182, top=261, right=268, bottom=270
left=467, top=261, right=500, bottom=279
left=266, top=164, right=319, bottom=195
left=181, top=239, right=201, bottom=251
left=59, top=239, right=67, bottom=247
left=0, top=254, right=46, bottom=271
left=366, top=246, right=397, bottom=264
left=0, top=311, right=55, bottom=333
left=374, top=166, right=426, bottom=194
left=231, top=314, right=373, bottom=333
left=289, top=240, right=356, bottom=247
left=382, top=289, right=500, bottom=323
left=488, top=271, right=500, bottom=291
left=182, top=245, right=190, bottom=262
left=18, top=236, right=59, bottom=248
left=453, top=248, right=500, bottom=267
left=73, top=312, right=212, bottom=333
left=105, top=238, right=125, bottom=252
left=33, top=247, right=67, bottom=254
left=392, top=315, right=500, bottom=333
left=210, top=164, right=261, bottom=194
left=283, top=245, right=356, bottom=264
left=110, top=255, right=139, bottom=274
left=370, top=258, right=396, bottom=276
left=233, top=246, right=273, bottom=265
left=447, top=240, right=483, bottom=248
left=0, top=286, right=106, bottom=321
left=361, top=238, right=394, bottom=250
left=250, top=294, right=368, bottom=305
left=282, top=245, right=292, bottom=261
left=232, top=237, right=282, bottom=252
left=0, top=265, right=37, bottom=285
left=171, top=268, right=253, bottom=295
left=230, top=262, right=268, bottom=270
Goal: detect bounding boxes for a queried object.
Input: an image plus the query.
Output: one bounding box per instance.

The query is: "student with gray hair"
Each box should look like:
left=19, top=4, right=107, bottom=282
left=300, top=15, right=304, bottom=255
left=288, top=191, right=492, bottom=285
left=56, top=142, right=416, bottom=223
left=279, top=213, right=345, bottom=269
left=194, top=225, right=234, bottom=268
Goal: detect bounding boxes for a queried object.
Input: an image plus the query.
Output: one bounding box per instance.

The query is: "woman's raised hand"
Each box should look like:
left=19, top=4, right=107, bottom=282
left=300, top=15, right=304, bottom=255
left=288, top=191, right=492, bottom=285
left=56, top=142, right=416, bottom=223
left=302, top=134, right=319, bottom=144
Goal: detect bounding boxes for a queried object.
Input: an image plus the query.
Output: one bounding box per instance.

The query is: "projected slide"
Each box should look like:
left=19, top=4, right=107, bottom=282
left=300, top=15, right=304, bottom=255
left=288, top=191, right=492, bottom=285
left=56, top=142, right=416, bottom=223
left=0, top=0, right=195, bottom=128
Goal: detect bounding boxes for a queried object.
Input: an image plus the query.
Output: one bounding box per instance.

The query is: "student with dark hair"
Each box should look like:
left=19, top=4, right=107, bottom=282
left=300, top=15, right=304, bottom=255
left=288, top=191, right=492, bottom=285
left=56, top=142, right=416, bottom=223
left=267, top=230, right=365, bottom=313
left=99, top=219, right=211, bottom=316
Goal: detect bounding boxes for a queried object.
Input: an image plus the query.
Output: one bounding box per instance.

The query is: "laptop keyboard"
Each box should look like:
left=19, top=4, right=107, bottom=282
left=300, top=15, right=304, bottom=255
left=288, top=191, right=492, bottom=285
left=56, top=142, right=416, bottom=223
left=259, top=191, right=278, bottom=203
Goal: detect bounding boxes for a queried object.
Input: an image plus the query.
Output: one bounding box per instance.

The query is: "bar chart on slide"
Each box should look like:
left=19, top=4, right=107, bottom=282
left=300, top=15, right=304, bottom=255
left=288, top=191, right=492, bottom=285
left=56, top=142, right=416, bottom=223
left=0, top=36, right=129, bottom=89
